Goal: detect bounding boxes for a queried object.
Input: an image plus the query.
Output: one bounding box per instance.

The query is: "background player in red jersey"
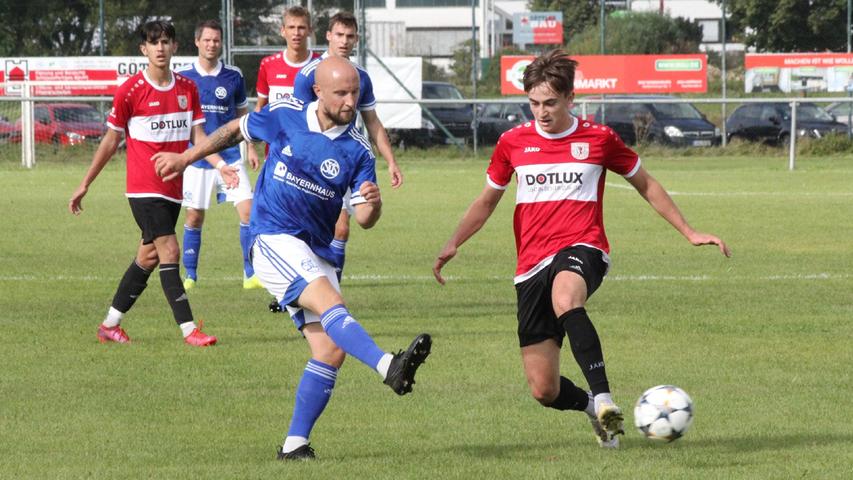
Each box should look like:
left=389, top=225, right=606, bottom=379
left=254, top=6, right=321, bottom=111
left=433, top=49, right=730, bottom=448
left=68, top=20, right=237, bottom=346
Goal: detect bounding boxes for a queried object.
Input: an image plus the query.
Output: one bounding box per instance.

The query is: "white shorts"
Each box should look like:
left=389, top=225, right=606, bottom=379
left=252, top=233, right=340, bottom=330
left=182, top=161, right=253, bottom=210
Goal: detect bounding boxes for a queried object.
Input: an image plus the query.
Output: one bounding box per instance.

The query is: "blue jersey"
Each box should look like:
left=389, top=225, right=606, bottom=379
left=176, top=61, right=248, bottom=168
left=292, top=55, right=377, bottom=113
left=240, top=99, right=377, bottom=262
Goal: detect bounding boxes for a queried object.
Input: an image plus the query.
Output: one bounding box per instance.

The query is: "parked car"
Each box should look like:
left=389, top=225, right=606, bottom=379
left=825, top=101, right=853, bottom=127
left=725, top=102, right=847, bottom=144
left=0, top=115, right=18, bottom=143
left=475, top=101, right=533, bottom=144
left=388, top=81, right=473, bottom=148
left=13, top=103, right=106, bottom=145
left=588, top=95, right=721, bottom=147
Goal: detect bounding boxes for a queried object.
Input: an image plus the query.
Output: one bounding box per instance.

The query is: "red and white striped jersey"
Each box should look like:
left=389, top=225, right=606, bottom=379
left=107, top=70, right=204, bottom=202
left=486, top=118, right=641, bottom=284
left=256, top=50, right=322, bottom=103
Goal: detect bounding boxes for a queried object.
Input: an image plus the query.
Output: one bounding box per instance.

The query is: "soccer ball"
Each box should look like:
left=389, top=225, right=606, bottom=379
left=634, top=385, right=694, bottom=442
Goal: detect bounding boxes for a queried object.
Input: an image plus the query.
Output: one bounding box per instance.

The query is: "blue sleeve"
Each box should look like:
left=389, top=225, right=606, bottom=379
left=293, top=71, right=317, bottom=104
left=235, top=74, right=248, bottom=109
left=349, top=149, right=377, bottom=204
left=240, top=105, right=279, bottom=144
left=358, top=72, right=376, bottom=111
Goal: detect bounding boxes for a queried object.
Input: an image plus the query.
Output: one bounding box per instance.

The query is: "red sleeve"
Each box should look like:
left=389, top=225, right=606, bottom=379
left=106, top=84, right=132, bottom=131
left=256, top=60, right=269, bottom=97
left=603, top=127, right=640, bottom=177
left=189, top=83, right=204, bottom=125
left=485, top=136, right=514, bottom=189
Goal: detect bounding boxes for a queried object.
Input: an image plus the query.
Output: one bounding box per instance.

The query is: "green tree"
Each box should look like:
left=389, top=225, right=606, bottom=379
left=719, top=0, right=847, bottom=52
left=0, top=0, right=277, bottom=57
left=449, top=39, right=478, bottom=86
left=568, top=11, right=702, bottom=55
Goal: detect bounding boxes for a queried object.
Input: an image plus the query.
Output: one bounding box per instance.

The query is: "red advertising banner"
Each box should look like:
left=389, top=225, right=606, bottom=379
left=1, top=56, right=196, bottom=96
left=744, top=53, right=853, bottom=93
left=502, top=54, right=707, bottom=95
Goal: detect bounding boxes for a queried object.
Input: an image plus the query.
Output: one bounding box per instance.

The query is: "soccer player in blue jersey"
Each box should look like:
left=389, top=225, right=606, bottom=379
left=176, top=20, right=262, bottom=291
left=153, top=56, right=432, bottom=461
left=292, top=11, right=402, bottom=280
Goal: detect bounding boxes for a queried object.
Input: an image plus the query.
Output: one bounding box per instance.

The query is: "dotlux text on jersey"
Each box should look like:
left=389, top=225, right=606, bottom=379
left=150, top=118, right=189, bottom=130
left=524, top=171, right=584, bottom=186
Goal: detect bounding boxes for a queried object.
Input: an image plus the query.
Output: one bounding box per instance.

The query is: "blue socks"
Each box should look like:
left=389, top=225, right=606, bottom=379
left=240, top=222, right=254, bottom=278
left=182, top=226, right=201, bottom=280
left=286, top=359, right=337, bottom=440
left=184, top=224, right=254, bottom=281
left=320, top=305, right=385, bottom=370
left=329, top=239, right=346, bottom=281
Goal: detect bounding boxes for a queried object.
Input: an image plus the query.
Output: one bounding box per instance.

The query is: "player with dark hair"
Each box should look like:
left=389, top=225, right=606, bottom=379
left=292, top=10, right=402, bottom=281
left=153, top=56, right=431, bottom=460
left=69, top=20, right=234, bottom=346
left=176, top=19, right=261, bottom=290
left=433, top=49, right=730, bottom=448
left=255, top=5, right=321, bottom=111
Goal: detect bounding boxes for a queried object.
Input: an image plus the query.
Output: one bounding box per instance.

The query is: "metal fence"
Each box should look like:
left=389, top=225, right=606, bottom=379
left=3, top=81, right=852, bottom=171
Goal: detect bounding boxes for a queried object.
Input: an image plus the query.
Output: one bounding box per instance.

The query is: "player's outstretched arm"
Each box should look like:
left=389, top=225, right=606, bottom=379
left=153, top=119, right=243, bottom=182
left=237, top=105, right=260, bottom=170
left=69, top=128, right=122, bottom=215
left=627, top=167, right=731, bottom=257
left=190, top=125, right=239, bottom=188
left=353, top=181, right=382, bottom=229
left=362, top=109, right=403, bottom=188
left=433, top=186, right=505, bottom=285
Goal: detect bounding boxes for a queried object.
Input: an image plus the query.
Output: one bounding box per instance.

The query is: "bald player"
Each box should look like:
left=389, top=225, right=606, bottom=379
left=153, top=57, right=432, bottom=461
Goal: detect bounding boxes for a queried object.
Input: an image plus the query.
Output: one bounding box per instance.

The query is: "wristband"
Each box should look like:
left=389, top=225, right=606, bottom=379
left=215, top=160, right=226, bottom=171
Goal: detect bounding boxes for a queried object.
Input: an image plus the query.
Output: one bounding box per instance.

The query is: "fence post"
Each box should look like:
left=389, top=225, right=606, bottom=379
left=788, top=100, right=797, bottom=171
left=21, top=82, right=35, bottom=169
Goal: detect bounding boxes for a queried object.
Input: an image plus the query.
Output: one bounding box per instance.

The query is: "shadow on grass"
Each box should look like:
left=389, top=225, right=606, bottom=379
left=677, top=432, right=853, bottom=453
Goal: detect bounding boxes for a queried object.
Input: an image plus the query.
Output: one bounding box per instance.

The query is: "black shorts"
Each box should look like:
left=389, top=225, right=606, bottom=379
left=128, top=197, right=181, bottom=244
left=515, top=245, right=609, bottom=348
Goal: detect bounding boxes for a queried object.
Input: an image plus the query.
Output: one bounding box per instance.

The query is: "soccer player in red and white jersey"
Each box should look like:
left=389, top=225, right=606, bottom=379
left=68, top=20, right=237, bottom=347
left=433, top=49, right=730, bottom=448
left=254, top=6, right=321, bottom=111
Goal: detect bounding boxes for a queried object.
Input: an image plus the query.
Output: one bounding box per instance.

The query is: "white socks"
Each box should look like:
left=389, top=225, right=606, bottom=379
left=376, top=353, right=393, bottom=379
left=282, top=436, right=308, bottom=453
left=102, top=307, right=124, bottom=328
left=179, top=321, right=197, bottom=338
left=594, top=392, right=614, bottom=415
left=585, top=392, right=596, bottom=416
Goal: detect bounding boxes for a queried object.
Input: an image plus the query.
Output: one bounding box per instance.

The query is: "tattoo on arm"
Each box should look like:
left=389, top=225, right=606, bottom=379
left=210, top=125, right=244, bottom=153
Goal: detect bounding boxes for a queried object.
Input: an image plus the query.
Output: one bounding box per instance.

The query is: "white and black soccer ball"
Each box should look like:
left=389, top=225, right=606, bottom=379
left=634, top=385, right=694, bottom=442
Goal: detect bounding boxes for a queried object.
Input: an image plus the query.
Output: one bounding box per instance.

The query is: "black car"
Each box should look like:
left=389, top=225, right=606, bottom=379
left=589, top=95, right=721, bottom=147
left=476, top=101, right=533, bottom=144
left=389, top=81, right=473, bottom=148
left=725, top=102, right=847, bottom=144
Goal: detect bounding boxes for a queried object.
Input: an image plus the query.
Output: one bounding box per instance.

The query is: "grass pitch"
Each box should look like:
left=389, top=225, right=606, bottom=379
left=1, top=150, right=852, bottom=479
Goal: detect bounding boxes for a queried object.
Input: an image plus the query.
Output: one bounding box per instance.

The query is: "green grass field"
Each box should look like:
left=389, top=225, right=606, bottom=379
left=1, top=150, right=852, bottom=479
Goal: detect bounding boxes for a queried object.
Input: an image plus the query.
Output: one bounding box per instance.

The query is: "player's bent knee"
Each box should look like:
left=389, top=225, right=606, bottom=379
left=185, top=208, right=205, bottom=228
left=529, top=383, right=560, bottom=406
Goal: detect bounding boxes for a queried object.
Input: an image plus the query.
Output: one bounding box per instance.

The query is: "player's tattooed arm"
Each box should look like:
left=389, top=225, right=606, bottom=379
left=209, top=122, right=245, bottom=153
left=153, top=119, right=243, bottom=181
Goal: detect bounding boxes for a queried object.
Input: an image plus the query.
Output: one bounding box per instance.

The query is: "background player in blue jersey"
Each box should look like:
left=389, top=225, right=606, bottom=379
left=153, top=56, right=432, bottom=461
left=292, top=11, right=402, bottom=280
left=176, top=20, right=262, bottom=291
